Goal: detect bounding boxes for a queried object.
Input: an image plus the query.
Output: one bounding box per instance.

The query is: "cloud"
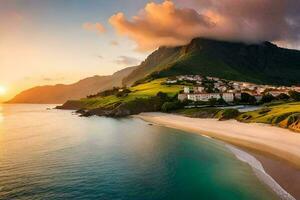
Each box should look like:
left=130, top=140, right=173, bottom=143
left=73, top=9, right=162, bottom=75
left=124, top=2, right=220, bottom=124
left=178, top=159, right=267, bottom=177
left=109, top=0, right=300, bottom=51
left=42, top=76, right=65, bottom=82
left=0, top=11, right=24, bottom=34
left=182, top=0, right=300, bottom=44
left=115, top=56, right=140, bottom=66
left=109, top=1, right=214, bottom=51
left=110, top=40, right=119, bottom=46
left=24, top=76, right=65, bottom=82
left=83, top=22, right=106, bottom=34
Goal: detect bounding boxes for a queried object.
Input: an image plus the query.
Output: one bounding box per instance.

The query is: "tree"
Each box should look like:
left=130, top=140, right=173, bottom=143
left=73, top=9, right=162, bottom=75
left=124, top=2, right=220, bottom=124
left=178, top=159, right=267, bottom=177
left=208, top=98, right=218, bottom=106
left=240, top=93, right=256, bottom=104
left=217, top=97, right=227, bottom=105
left=156, top=91, right=168, bottom=100
left=161, top=101, right=182, bottom=112
left=289, top=91, right=300, bottom=101
left=260, top=93, right=276, bottom=104
left=277, top=93, right=290, bottom=100
left=219, top=109, right=240, bottom=120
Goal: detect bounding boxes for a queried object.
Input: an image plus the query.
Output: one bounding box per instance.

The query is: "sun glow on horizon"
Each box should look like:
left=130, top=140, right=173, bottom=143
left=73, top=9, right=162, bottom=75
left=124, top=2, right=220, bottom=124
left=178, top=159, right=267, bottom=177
left=0, top=86, right=7, bottom=96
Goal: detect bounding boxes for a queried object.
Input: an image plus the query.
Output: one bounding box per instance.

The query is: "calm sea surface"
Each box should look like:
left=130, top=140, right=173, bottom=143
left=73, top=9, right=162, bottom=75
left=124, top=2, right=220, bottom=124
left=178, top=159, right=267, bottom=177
left=0, top=104, right=278, bottom=200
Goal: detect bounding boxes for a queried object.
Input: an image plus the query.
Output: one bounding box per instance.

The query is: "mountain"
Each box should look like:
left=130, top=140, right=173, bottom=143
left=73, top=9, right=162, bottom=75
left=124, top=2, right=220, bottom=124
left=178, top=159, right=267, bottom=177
left=7, top=66, right=136, bottom=104
left=123, top=38, right=300, bottom=86
left=9, top=38, right=300, bottom=104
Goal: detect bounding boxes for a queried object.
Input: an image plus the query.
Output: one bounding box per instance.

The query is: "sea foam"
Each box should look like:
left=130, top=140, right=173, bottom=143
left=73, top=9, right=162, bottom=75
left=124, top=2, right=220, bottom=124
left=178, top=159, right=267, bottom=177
left=226, top=144, right=295, bottom=200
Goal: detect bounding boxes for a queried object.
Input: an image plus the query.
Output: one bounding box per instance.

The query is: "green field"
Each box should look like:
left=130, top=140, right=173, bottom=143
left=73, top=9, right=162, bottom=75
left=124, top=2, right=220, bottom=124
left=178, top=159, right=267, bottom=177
left=236, top=102, right=300, bottom=132
left=175, top=101, right=300, bottom=132
left=79, top=78, right=183, bottom=109
left=237, top=102, right=300, bottom=123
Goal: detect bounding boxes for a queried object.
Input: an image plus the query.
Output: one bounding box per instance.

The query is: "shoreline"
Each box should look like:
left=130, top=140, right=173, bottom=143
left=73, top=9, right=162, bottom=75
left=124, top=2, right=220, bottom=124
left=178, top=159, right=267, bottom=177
left=135, top=112, right=300, bottom=199
left=225, top=144, right=295, bottom=200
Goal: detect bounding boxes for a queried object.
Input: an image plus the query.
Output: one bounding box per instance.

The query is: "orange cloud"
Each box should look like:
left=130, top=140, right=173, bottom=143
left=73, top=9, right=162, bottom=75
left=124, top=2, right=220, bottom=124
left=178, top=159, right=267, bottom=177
left=110, top=40, right=119, bottom=46
left=109, top=1, right=214, bottom=51
left=83, top=22, right=106, bottom=34
left=109, top=0, right=300, bottom=51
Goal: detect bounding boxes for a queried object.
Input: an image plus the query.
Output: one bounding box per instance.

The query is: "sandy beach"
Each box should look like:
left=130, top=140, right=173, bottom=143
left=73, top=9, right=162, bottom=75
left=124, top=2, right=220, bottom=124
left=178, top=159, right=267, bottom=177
left=135, top=112, right=300, bottom=199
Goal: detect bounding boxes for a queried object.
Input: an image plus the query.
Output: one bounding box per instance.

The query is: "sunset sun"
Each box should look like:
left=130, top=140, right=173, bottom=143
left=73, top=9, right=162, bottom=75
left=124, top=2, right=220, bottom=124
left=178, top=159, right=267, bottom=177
left=0, top=86, right=7, bottom=96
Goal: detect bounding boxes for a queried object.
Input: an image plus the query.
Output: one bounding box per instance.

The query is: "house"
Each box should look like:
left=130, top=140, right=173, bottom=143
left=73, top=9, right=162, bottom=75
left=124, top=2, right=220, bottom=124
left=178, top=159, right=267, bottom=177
left=234, top=93, right=242, bottom=100
left=219, top=86, right=227, bottom=92
left=222, top=93, right=234, bottom=102
left=184, top=87, right=190, bottom=94
left=268, top=91, right=287, bottom=97
left=257, top=87, right=265, bottom=94
left=254, top=95, right=263, bottom=101
left=194, top=87, right=205, bottom=93
left=187, top=93, right=221, bottom=102
left=178, top=94, right=188, bottom=101
left=166, top=80, right=177, bottom=84
left=292, top=86, right=300, bottom=92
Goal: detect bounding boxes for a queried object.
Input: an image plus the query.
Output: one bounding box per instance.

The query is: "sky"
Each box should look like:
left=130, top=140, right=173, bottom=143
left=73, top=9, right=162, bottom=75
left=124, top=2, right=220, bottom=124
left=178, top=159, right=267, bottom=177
left=1, top=0, right=300, bottom=101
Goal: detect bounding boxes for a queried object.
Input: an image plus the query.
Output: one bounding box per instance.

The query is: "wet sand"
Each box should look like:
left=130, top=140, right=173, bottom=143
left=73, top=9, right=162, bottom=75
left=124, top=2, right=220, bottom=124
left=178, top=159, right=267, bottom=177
left=252, top=151, right=300, bottom=199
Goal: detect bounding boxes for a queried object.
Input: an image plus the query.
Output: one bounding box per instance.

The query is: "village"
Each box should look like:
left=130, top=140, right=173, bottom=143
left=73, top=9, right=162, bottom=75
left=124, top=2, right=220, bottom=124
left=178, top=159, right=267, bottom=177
left=164, top=75, right=300, bottom=103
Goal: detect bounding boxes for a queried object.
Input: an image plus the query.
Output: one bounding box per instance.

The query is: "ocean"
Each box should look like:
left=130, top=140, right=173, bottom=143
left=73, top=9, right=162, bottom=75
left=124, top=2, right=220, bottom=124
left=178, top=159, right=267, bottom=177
left=0, top=104, right=279, bottom=200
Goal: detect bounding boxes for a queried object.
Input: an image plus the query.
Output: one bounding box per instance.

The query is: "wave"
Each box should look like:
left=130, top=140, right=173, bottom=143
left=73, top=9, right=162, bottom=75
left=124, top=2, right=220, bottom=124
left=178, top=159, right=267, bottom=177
left=226, top=144, right=295, bottom=200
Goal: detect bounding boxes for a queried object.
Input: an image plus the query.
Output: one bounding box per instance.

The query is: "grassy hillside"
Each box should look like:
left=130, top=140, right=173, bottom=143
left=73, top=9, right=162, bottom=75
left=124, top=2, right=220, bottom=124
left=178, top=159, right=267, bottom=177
left=123, top=38, right=300, bottom=86
left=237, top=102, right=300, bottom=132
left=175, top=101, right=300, bottom=132
left=78, top=78, right=182, bottom=109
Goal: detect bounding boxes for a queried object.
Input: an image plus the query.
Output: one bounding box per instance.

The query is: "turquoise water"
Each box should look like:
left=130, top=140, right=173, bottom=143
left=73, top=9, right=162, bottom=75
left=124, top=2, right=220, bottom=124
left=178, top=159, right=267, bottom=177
left=0, top=104, right=278, bottom=200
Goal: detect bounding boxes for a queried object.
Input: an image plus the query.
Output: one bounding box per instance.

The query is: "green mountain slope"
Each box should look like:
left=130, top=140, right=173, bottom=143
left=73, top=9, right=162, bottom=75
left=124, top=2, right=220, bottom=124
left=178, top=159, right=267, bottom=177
left=123, top=38, right=300, bottom=86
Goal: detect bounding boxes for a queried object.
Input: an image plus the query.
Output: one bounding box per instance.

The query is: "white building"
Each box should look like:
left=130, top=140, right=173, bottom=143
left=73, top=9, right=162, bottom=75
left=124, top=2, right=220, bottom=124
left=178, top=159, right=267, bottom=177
left=166, top=80, right=177, bottom=84
left=193, top=87, right=205, bottom=93
left=178, top=94, right=188, bottom=102
left=222, top=93, right=234, bottom=102
left=184, top=87, right=190, bottom=94
left=257, top=87, right=265, bottom=94
left=187, top=93, right=221, bottom=102
left=292, top=86, right=300, bottom=92
left=219, top=86, right=227, bottom=92
left=254, top=95, right=263, bottom=101
left=234, top=93, right=242, bottom=100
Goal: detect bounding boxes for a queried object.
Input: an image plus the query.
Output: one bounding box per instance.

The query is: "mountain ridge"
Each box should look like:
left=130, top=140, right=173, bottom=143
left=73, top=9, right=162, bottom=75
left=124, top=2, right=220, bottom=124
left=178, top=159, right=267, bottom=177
left=7, top=66, right=137, bottom=104
left=123, top=38, right=300, bottom=86
left=8, top=38, right=300, bottom=104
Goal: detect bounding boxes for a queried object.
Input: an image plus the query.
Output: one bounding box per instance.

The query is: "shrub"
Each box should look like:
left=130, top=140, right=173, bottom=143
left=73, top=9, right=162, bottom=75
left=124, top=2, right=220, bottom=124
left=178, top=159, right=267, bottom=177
left=218, top=109, right=240, bottom=120
left=271, top=112, right=294, bottom=124
left=287, top=113, right=300, bottom=126
left=161, top=101, right=182, bottom=113
left=289, top=91, right=300, bottom=101
left=156, top=91, right=169, bottom=101
left=258, top=108, right=271, bottom=115
left=260, top=94, right=276, bottom=104
left=117, top=96, right=165, bottom=115
left=240, top=93, right=257, bottom=104
left=116, top=89, right=131, bottom=97
left=277, top=93, right=290, bottom=100
left=208, top=98, right=218, bottom=106
left=217, top=97, right=227, bottom=105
